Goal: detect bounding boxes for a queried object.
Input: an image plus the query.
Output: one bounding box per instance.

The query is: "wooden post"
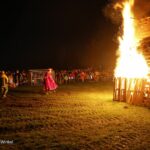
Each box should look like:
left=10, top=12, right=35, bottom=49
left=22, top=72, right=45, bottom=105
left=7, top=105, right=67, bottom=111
left=113, top=77, right=121, bottom=101
left=120, top=78, right=126, bottom=102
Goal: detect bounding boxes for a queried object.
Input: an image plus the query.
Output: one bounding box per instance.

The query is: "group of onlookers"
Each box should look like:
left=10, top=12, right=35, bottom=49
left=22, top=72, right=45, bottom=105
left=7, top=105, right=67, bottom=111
left=55, top=69, right=113, bottom=84
left=0, top=68, right=113, bottom=98
left=30, top=68, right=113, bottom=86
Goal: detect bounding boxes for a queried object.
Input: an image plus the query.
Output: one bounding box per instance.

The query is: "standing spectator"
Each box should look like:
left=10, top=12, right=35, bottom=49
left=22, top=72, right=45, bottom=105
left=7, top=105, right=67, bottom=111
left=8, top=73, right=16, bottom=88
left=43, top=68, right=58, bottom=94
left=14, top=70, right=20, bottom=87
left=94, top=70, right=100, bottom=82
left=80, top=71, right=86, bottom=82
left=64, top=72, right=69, bottom=84
left=0, top=71, right=9, bottom=98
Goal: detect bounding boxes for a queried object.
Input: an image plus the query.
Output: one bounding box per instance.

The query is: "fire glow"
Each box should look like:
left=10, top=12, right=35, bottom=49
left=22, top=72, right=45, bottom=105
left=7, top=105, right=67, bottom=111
left=114, top=0, right=149, bottom=78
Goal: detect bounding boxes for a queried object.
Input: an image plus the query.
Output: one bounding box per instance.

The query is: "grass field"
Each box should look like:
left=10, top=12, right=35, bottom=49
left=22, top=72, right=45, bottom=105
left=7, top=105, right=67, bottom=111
left=0, top=81, right=150, bottom=150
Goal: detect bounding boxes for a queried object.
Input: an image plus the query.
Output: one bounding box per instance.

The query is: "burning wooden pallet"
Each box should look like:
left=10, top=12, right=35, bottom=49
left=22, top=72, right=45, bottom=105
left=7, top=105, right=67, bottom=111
left=113, top=77, right=150, bottom=105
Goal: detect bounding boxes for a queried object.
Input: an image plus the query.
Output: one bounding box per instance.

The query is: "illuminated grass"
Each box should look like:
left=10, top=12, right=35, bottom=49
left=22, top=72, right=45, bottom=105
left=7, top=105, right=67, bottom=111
left=0, top=82, right=150, bottom=150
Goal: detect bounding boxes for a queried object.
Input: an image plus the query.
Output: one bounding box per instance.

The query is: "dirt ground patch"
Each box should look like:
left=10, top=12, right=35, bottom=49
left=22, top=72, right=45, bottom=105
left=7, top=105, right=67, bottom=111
left=0, top=82, right=150, bottom=150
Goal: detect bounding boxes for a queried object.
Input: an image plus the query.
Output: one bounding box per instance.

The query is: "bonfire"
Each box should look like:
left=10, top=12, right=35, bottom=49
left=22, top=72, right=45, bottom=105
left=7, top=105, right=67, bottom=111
left=113, top=0, right=149, bottom=104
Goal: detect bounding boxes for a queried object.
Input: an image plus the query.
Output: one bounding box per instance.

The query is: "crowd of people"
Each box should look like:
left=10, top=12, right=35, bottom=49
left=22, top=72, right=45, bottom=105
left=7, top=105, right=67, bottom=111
left=0, top=68, right=113, bottom=98
left=55, top=68, right=113, bottom=84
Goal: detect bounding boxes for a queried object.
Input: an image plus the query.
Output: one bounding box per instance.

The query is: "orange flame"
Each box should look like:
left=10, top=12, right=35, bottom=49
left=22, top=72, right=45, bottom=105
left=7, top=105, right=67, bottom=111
left=114, top=0, right=149, bottom=78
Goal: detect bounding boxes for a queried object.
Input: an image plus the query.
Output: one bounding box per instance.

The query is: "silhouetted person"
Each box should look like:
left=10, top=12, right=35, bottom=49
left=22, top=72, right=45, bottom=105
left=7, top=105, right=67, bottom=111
left=14, top=70, right=20, bottom=86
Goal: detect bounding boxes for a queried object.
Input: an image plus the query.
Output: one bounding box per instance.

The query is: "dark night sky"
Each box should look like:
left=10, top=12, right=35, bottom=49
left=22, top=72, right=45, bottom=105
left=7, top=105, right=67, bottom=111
left=0, top=0, right=118, bottom=70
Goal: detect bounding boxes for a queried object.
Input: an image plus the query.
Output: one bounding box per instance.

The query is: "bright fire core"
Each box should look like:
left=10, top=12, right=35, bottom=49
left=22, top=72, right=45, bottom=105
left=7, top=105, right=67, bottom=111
left=114, top=0, right=149, bottom=78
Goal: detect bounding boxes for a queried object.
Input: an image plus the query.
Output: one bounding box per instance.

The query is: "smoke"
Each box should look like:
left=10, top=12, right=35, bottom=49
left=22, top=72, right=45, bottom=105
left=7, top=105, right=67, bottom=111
left=103, top=0, right=122, bottom=25
left=103, top=0, right=150, bottom=24
left=134, top=0, right=150, bottom=18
